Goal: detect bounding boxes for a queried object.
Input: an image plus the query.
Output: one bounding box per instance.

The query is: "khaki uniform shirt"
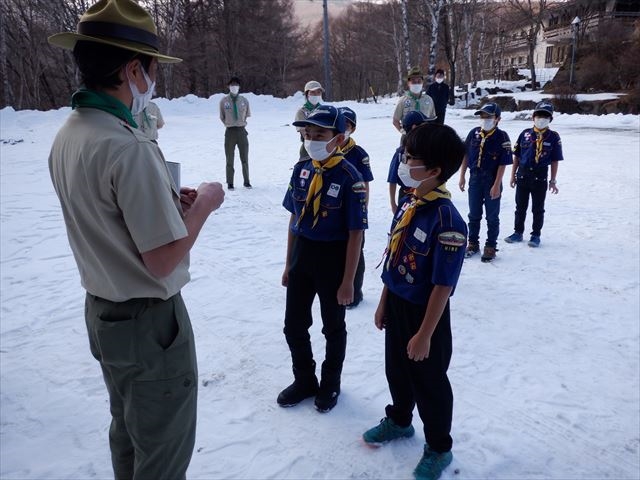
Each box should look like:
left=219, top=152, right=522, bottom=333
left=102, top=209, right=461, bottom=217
left=294, top=104, right=317, bottom=133
left=133, top=101, right=164, bottom=141
left=49, top=108, right=189, bottom=302
left=393, top=92, right=436, bottom=125
left=219, top=94, right=250, bottom=127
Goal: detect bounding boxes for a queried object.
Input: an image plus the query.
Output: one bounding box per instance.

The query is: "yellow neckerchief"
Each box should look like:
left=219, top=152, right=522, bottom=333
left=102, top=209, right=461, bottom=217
left=534, top=126, right=547, bottom=164
left=296, top=152, right=343, bottom=228
left=340, top=137, right=356, bottom=155
left=477, top=127, right=496, bottom=168
left=385, top=184, right=451, bottom=270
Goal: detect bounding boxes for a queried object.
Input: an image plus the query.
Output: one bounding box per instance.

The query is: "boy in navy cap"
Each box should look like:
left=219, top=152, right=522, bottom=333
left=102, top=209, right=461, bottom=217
left=337, top=106, right=374, bottom=309
left=279, top=105, right=368, bottom=412
left=504, top=101, right=563, bottom=247
left=363, top=123, right=467, bottom=480
left=458, top=102, right=512, bottom=262
left=387, top=110, right=432, bottom=214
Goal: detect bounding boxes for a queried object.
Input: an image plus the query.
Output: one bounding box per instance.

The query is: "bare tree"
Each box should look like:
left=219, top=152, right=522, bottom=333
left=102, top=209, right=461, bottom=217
left=507, top=0, right=548, bottom=91
left=422, top=0, right=447, bottom=82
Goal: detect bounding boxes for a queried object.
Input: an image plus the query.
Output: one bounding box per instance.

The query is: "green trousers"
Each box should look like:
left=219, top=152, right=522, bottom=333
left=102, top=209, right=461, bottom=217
left=85, top=292, right=198, bottom=480
left=224, top=126, right=249, bottom=186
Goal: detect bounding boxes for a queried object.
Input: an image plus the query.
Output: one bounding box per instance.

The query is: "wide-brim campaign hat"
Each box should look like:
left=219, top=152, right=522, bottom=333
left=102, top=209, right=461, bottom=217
left=48, top=0, right=182, bottom=64
left=474, top=102, right=501, bottom=117
left=293, top=105, right=346, bottom=133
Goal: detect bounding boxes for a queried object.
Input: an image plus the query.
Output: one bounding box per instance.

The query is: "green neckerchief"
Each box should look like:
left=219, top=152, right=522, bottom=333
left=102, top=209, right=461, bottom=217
left=71, top=89, right=137, bottom=128
left=407, top=91, right=421, bottom=111
left=303, top=101, right=319, bottom=112
left=230, top=93, right=239, bottom=121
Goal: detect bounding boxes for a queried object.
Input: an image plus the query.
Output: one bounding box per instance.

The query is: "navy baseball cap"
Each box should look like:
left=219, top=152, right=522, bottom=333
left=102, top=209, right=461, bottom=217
left=293, top=105, right=346, bottom=133
left=338, top=106, right=356, bottom=127
left=474, top=102, right=501, bottom=117
left=534, top=101, right=554, bottom=117
left=402, top=110, right=433, bottom=132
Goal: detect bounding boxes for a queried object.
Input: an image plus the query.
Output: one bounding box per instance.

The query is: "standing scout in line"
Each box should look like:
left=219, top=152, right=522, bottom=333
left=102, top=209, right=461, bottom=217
left=47, top=0, right=225, bottom=478
left=294, top=80, right=324, bottom=161
left=392, top=66, right=436, bottom=137
left=279, top=106, right=367, bottom=413
left=458, top=102, right=512, bottom=262
left=363, top=123, right=467, bottom=480
left=505, top=101, right=563, bottom=248
left=338, top=106, right=374, bottom=309
left=220, top=76, right=251, bottom=189
left=134, top=99, right=164, bottom=142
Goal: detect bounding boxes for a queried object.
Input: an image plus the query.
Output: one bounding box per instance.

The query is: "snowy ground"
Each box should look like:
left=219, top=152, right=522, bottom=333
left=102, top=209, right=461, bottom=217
left=1, top=90, right=639, bottom=479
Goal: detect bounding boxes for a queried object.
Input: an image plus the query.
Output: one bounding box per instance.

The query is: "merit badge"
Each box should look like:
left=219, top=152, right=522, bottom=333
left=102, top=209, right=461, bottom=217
left=438, top=231, right=466, bottom=247
left=328, top=183, right=341, bottom=198
left=352, top=181, right=366, bottom=193
left=300, top=169, right=310, bottom=179
left=405, top=273, right=414, bottom=284
left=398, top=265, right=406, bottom=275
left=299, top=179, right=306, bottom=187
left=413, top=227, right=427, bottom=243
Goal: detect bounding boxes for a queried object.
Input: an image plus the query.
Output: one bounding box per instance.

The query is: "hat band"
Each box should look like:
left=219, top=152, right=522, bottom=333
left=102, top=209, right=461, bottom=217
left=78, top=21, right=158, bottom=50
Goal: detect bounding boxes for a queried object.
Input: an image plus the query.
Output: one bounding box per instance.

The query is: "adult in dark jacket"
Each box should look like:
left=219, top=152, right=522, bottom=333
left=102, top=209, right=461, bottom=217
left=426, top=69, right=450, bottom=125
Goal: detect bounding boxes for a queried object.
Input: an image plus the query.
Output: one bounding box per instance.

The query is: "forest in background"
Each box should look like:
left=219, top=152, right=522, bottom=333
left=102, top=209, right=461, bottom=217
left=1, top=0, right=638, bottom=111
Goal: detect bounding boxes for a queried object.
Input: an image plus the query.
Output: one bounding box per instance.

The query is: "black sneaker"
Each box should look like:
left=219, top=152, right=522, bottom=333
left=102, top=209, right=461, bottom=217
left=243, top=183, right=252, bottom=188
left=314, top=387, right=340, bottom=413
left=227, top=184, right=234, bottom=190
left=277, top=378, right=319, bottom=407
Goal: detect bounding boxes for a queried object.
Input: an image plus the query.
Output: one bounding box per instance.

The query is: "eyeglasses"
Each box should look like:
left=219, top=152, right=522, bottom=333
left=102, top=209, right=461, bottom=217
left=401, top=152, right=426, bottom=164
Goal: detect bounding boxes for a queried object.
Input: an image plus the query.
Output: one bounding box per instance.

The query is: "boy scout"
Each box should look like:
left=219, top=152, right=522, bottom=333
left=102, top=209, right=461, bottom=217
left=134, top=100, right=164, bottom=141
left=363, top=123, right=467, bottom=480
left=338, top=106, right=374, bottom=309
left=505, top=101, right=563, bottom=247
left=279, top=105, right=368, bottom=413
left=294, top=80, right=324, bottom=161
left=220, top=76, right=251, bottom=189
left=458, top=102, right=512, bottom=262
left=392, top=66, right=436, bottom=135
left=47, top=0, right=225, bottom=478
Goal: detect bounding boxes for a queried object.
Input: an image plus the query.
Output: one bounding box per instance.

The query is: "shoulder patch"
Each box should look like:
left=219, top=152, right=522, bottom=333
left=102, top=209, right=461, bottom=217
left=352, top=181, right=367, bottom=193
left=438, top=231, right=466, bottom=247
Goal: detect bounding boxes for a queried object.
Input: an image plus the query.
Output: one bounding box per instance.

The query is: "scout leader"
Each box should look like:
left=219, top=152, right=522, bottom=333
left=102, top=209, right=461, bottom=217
left=279, top=105, right=368, bottom=413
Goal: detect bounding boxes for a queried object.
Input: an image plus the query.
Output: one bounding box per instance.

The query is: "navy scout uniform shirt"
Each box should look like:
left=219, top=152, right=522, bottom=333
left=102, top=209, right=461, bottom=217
left=464, top=127, right=512, bottom=175
left=283, top=157, right=368, bottom=242
left=341, top=138, right=374, bottom=183
left=514, top=128, right=563, bottom=178
left=382, top=196, right=467, bottom=305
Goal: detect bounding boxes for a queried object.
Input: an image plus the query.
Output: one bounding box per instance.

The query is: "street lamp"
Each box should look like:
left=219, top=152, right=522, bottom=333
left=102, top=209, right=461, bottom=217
left=569, top=16, right=580, bottom=87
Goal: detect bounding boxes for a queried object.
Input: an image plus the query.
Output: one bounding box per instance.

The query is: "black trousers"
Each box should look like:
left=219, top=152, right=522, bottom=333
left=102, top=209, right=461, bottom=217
left=384, top=290, right=453, bottom=453
left=514, top=173, right=548, bottom=237
left=284, top=236, right=347, bottom=389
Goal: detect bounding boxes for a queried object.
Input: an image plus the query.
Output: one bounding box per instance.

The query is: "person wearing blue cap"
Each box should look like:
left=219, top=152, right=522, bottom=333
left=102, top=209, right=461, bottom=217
left=458, top=102, right=512, bottom=262
left=387, top=110, right=431, bottom=214
left=337, top=106, right=374, bottom=309
left=363, top=123, right=467, bottom=480
left=504, top=101, right=563, bottom=248
left=279, top=105, right=368, bottom=413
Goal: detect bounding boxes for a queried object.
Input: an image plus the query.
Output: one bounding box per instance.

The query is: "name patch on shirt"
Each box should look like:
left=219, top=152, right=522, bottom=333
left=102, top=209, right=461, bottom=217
left=328, top=183, right=341, bottom=198
left=438, top=231, right=466, bottom=247
left=413, top=227, right=427, bottom=243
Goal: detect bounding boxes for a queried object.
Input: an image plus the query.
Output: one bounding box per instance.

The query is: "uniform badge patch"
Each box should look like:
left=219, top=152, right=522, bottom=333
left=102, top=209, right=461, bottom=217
left=405, top=273, right=414, bottom=284
left=413, top=227, right=427, bottom=243
left=398, top=265, right=406, bottom=275
left=352, top=181, right=366, bottom=193
left=300, top=169, right=310, bottom=179
left=328, top=183, right=341, bottom=197
left=438, top=231, right=466, bottom=247
left=299, top=179, right=306, bottom=187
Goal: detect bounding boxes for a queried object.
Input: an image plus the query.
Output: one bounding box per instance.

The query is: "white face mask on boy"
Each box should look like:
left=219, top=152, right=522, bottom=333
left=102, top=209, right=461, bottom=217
left=229, top=85, right=240, bottom=95
left=304, top=136, right=337, bottom=161
left=534, top=118, right=551, bottom=130
left=128, top=66, right=155, bottom=115
left=409, top=83, right=423, bottom=94
left=397, top=162, right=437, bottom=189
left=308, top=95, right=322, bottom=106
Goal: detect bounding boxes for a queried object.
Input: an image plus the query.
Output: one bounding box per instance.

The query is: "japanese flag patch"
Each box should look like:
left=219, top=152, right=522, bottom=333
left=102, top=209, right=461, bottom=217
left=300, top=169, right=310, bottom=179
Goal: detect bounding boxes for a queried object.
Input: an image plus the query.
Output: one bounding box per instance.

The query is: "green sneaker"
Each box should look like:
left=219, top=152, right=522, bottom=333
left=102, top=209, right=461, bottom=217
left=362, top=417, right=415, bottom=445
left=413, top=446, right=453, bottom=480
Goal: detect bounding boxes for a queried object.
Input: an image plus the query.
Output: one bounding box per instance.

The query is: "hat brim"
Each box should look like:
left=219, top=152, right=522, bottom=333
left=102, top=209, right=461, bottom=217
left=474, top=110, right=497, bottom=116
left=292, top=119, right=343, bottom=133
left=48, top=32, right=182, bottom=64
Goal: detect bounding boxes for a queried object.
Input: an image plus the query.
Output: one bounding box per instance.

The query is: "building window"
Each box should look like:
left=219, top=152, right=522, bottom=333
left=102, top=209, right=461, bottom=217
left=545, top=46, right=553, bottom=64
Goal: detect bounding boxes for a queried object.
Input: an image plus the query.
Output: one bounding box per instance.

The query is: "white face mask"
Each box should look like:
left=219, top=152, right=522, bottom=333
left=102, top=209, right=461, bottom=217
left=229, top=85, right=240, bottom=95
left=480, top=118, right=496, bottom=131
left=128, top=65, right=155, bottom=115
left=308, top=95, right=322, bottom=106
left=343, top=129, right=352, bottom=140
left=409, top=83, right=423, bottom=94
left=435, top=77, right=444, bottom=84
left=397, top=162, right=436, bottom=188
left=534, top=118, right=551, bottom=130
left=304, top=136, right=337, bottom=161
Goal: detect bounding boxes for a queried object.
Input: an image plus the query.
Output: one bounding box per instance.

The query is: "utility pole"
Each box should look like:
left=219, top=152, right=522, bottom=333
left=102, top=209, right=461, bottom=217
left=322, top=0, right=333, bottom=101
left=569, top=16, right=580, bottom=88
